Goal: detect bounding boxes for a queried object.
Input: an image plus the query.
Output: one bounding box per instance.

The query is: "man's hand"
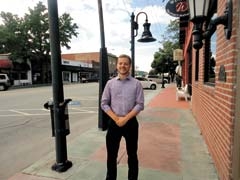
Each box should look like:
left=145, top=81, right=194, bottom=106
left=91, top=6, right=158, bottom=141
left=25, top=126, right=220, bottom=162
left=116, top=117, right=128, bottom=127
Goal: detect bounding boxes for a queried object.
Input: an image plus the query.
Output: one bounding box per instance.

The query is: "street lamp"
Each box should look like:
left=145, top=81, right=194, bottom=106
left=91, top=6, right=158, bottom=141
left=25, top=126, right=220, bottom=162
left=187, top=0, right=232, bottom=49
left=131, top=12, right=156, bottom=77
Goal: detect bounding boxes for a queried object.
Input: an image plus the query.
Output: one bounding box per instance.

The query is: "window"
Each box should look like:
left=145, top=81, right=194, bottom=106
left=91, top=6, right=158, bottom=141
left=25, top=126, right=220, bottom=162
left=204, top=32, right=216, bottom=86
left=63, top=71, right=70, bottom=82
left=195, top=50, right=199, bottom=81
left=203, top=10, right=217, bottom=86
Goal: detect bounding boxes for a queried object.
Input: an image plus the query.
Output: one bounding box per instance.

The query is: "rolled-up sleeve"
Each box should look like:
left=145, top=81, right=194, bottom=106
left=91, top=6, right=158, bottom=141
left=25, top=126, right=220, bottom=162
left=133, top=81, right=144, bottom=113
left=101, top=82, right=111, bottom=112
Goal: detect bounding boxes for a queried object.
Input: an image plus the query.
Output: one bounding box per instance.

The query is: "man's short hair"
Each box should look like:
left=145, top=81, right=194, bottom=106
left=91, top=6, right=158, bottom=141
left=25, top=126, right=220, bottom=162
left=118, top=54, right=132, bottom=64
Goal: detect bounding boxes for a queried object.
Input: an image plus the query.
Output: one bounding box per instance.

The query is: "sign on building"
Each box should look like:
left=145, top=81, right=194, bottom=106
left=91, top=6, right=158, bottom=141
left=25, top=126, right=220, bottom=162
left=173, top=49, right=183, bottom=61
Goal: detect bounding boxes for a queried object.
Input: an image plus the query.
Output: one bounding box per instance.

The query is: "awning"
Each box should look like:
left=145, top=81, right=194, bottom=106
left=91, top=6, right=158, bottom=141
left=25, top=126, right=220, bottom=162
left=0, top=59, right=13, bottom=69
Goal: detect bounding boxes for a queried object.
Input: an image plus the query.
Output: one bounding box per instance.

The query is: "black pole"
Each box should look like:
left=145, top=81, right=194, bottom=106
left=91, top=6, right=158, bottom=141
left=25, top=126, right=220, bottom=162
left=161, top=72, right=165, bottom=88
left=47, top=0, right=72, bottom=172
left=98, top=0, right=109, bottom=131
left=131, top=12, right=135, bottom=77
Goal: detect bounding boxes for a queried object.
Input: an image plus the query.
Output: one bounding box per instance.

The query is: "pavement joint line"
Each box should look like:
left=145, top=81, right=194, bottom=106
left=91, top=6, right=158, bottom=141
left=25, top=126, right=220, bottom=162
left=5, top=84, right=219, bottom=180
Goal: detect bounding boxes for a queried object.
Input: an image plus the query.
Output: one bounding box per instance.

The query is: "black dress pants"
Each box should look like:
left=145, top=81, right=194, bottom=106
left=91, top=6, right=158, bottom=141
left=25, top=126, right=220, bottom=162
left=176, top=75, right=182, bottom=88
left=105, top=117, right=139, bottom=180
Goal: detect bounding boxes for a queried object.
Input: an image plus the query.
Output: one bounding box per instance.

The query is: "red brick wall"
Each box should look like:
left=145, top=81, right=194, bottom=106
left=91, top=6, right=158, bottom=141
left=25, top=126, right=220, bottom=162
left=61, top=52, right=100, bottom=63
left=189, top=0, right=238, bottom=179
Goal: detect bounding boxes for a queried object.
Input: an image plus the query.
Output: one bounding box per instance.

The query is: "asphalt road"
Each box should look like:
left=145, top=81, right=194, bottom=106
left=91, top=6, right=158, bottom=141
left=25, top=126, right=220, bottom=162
left=0, top=83, right=100, bottom=180
left=0, top=82, right=160, bottom=180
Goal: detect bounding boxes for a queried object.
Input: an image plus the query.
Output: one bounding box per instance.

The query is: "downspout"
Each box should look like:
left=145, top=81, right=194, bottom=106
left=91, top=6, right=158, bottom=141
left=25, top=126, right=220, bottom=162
left=183, top=23, right=193, bottom=58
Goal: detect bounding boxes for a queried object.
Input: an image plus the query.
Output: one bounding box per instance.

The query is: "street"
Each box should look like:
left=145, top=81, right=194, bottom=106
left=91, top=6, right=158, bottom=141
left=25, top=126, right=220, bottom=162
left=0, top=83, right=100, bottom=180
left=0, top=83, right=159, bottom=180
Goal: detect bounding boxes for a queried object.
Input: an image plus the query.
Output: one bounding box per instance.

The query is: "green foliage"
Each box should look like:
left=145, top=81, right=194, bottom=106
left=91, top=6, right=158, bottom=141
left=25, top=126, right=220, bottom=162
left=150, top=19, right=180, bottom=74
left=59, top=13, right=79, bottom=49
left=0, top=12, right=24, bottom=54
left=0, top=2, right=79, bottom=82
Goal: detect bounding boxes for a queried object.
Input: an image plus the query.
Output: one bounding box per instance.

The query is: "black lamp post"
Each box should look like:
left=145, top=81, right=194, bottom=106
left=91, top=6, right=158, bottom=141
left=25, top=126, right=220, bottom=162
left=47, top=0, right=72, bottom=172
left=187, top=0, right=232, bottom=49
left=131, top=12, right=156, bottom=77
left=98, top=0, right=109, bottom=131
left=161, top=60, right=169, bottom=88
left=161, top=72, right=165, bottom=88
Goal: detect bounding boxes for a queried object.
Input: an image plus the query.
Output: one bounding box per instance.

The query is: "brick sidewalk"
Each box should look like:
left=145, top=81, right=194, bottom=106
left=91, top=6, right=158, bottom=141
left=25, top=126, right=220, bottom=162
left=8, top=84, right=218, bottom=180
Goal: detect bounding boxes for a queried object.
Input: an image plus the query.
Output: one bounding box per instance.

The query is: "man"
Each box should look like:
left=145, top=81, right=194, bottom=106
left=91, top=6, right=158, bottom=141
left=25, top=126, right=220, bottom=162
left=101, top=54, right=144, bottom=180
left=175, top=62, right=182, bottom=88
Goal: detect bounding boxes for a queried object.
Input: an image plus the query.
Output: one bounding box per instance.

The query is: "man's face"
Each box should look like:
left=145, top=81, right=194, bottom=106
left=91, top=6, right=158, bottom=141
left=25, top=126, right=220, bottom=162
left=117, top=57, right=131, bottom=75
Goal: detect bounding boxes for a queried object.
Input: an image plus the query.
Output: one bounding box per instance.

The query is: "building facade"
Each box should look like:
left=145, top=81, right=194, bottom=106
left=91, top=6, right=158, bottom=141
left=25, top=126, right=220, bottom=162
left=181, top=0, right=240, bottom=179
left=0, top=52, right=117, bottom=85
left=61, top=52, right=117, bottom=83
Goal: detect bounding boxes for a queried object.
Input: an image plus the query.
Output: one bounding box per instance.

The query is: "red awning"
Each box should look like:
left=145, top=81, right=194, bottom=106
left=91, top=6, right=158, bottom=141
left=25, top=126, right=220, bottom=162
left=0, top=59, right=13, bottom=69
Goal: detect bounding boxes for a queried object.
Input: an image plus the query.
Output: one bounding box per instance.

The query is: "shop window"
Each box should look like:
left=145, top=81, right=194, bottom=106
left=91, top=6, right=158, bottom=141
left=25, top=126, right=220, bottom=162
left=204, top=32, right=216, bottom=86
left=20, top=73, right=27, bottom=80
left=195, top=50, right=199, bottom=81
left=11, top=72, right=27, bottom=80
left=63, top=71, right=70, bottom=82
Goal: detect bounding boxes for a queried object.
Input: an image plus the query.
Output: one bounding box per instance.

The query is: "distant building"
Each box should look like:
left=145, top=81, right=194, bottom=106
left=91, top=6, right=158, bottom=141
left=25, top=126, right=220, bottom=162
left=135, top=70, right=148, bottom=77
left=0, top=53, right=31, bottom=86
left=0, top=52, right=117, bottom=85
left=61, top=52, right=117, bottom=83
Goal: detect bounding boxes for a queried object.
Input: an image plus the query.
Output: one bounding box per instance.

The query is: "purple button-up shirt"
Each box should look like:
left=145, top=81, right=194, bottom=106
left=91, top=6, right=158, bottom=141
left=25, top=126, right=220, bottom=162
left=101, top=75, right=144, bottom=117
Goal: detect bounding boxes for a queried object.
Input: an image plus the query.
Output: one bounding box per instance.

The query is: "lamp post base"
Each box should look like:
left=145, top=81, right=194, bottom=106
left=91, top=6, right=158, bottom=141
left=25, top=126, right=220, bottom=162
left=51, top=160, right=72, bottom=172
left=161, top=83, right=165, bottom=88
left=161, top=74, right=165, bottom=88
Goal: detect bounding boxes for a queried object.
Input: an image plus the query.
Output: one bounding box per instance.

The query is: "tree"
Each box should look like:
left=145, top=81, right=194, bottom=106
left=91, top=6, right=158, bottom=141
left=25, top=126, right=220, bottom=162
left=0, top=2, right=79, bottom=83
left=151, top=19, right=180, bottom=75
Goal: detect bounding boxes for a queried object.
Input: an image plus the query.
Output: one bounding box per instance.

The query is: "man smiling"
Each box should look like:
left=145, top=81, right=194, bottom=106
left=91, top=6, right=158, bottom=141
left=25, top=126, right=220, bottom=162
left=101, top=54, right=144, bottom=180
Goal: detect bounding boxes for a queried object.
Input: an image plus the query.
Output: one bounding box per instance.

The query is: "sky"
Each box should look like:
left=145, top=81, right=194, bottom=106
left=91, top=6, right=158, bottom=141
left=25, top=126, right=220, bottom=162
left=0, top=0, right=176, bottom=72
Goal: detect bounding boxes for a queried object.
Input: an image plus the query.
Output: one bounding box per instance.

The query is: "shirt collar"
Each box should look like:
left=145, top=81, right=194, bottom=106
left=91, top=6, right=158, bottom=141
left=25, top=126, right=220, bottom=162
left=116, top=74, right=132, bottom=80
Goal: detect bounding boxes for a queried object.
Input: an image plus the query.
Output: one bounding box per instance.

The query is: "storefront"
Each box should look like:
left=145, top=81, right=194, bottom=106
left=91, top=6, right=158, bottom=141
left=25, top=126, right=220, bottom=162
left=180, top=0, right=240, bottom=179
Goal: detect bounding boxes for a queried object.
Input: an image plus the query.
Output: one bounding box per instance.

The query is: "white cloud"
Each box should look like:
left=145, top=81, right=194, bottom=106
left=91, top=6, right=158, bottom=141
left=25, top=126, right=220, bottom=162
left=0, top=0, right=176, bottom=72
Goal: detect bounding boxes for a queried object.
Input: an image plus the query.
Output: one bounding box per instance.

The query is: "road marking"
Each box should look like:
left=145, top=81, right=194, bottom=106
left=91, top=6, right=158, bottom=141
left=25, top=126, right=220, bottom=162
left=0, top=107, right=98, bottom=117
left=10, top=110, right=31, bottom=116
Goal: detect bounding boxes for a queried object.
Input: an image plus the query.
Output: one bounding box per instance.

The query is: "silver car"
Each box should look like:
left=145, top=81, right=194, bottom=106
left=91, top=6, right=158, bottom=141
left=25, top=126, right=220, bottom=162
left=146, top=74, right=168, bottom=84
left=135, top=77, right=157, bottom=90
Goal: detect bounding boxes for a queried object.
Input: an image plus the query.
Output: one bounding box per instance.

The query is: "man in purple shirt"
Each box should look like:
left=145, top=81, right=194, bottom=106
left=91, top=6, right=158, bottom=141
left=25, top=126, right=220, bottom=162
left=101, top=54, right=144, bottom=180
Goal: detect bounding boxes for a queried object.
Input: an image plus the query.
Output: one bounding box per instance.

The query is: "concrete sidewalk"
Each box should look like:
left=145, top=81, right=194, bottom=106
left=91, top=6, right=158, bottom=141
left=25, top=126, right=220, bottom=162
left=8, top=84, right=219, bottom=180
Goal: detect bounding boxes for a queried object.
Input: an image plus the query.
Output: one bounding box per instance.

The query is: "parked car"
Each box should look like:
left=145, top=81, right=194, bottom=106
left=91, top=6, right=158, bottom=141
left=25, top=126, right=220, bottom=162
left=163, top=73, right=171, bottom=83
left=0, top=73, right=11, bottom=91
left=135, top=77, right=157, bottom=90
left=146, top=74, right=168, bottom=84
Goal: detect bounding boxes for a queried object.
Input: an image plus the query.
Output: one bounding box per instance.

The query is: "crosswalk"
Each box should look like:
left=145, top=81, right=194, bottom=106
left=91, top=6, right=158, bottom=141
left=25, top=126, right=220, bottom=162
left=0, top=107, right=98, bottom=117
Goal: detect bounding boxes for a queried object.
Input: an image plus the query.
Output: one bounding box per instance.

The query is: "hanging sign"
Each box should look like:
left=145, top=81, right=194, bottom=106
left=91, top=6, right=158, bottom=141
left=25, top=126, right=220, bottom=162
left=165, top=0, right=189, bottom=17
left=173, top=49, right=183, bottom=61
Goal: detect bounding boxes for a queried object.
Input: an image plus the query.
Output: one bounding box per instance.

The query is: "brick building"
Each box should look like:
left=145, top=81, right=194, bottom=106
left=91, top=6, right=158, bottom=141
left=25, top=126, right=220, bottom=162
left=61, top=52, right=117, bottom=83
left=180, top=0, right=240, bottom=179
left=0, top=52, right=117, bottom=85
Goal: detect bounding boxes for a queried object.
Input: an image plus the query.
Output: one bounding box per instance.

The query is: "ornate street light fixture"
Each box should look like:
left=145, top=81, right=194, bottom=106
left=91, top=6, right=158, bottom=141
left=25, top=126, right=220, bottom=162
left=187, top=0, right=232, bottom=49
left=131, top=12, right=156, bottom=76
